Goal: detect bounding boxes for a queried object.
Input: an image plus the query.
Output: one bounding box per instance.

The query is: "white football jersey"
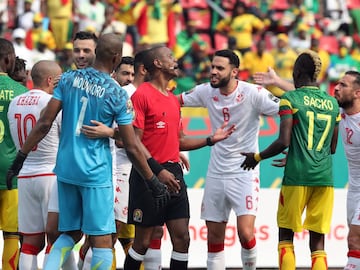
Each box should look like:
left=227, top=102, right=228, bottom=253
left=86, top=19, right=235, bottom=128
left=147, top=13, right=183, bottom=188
left=115, top=83, right=136, bottom=166
left=181, top=81, right=279, bottom=176
left=339, top=109, right=360, bottom=191
left=8, top=89, right=61, bottom=176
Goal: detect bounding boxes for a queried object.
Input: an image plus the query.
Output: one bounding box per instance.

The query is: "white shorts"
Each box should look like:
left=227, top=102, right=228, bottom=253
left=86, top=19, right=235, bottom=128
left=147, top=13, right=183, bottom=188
left=18, top=175, right=56, bottom=234
left=114, top=163, right=132, bottom=223
left=201, top=171, right=260, bottom=222
left=48, top=180, right=59, bottom=213
left=347, top=190, right=360, bottom=226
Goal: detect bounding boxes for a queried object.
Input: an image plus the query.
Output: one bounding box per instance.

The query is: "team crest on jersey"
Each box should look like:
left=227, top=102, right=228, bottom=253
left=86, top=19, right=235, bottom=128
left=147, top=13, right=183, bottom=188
left=268, top=93, right=280, bottom=103
left=133, top=209, right=143, bottom=222
left=212, top=96, right=219, bottom=102
left=126, top=99, right=135, bottom=120
left=236, top=93, right=244, bottom=103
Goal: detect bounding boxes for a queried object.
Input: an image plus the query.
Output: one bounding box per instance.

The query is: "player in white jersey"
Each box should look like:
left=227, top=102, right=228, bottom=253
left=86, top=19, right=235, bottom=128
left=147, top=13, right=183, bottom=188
left=178, top=49, right=279, bottom=270
left=334, top=71, right=360, bottom=270
left=7, top=60, right=63, bottom=270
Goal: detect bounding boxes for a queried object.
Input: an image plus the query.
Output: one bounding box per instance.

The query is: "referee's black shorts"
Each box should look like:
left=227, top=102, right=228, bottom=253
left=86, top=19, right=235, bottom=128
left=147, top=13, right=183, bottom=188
left=128, top=162, right=190, bottom=226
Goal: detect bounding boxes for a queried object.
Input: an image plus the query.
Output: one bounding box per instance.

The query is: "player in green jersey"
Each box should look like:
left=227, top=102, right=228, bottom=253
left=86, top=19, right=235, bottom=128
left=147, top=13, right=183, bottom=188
left=0, top=38, right=27, bottom=270
left=241, top=50, right=341, bottom=270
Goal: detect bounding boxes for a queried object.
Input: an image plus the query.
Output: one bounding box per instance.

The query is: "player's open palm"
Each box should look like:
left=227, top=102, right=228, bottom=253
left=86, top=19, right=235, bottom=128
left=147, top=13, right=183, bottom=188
left=212, top=121, right=236, bottom=143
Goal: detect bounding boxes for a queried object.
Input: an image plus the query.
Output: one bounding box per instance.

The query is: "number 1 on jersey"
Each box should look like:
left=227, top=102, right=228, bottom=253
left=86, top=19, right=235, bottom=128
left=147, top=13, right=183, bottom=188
left=75, top=96, right=88, bottom=136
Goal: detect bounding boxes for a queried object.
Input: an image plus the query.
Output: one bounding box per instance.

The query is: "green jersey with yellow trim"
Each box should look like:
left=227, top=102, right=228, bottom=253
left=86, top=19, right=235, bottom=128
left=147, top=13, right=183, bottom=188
left=279, top=86, right=341, bottom=186
left=0, top=74, right=27, bottom=189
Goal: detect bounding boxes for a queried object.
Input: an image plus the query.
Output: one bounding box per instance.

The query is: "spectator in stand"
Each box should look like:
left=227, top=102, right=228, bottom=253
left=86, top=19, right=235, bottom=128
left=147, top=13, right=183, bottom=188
left=57, top=42, right=76, bottom=72
left=41, top=0, right=73, bottom=50
left=310, top=35, right=331, bottom=91
left=12, top=28, right=34, bottom=71
left=269, top=33, right=298, bottom=95
left=243, top=39, right=275, bottom=82
left=289, top=23, right=311, bottom=52
left=15, top=0, right=35, bottom=31
left=24, top=13, right=56, bottom=51
left=173, top=20, right=205, bottom=60
left=109, top=0, right=139, bottom=50
left=215, top=0, right=264, bottom=55
left=328, top=39, right=360, bottom=96
left=30, top=35, right=56, bottom=64
left=77, top=0, right=106, bottom=36
left=99, top=5, right=133, bottom=57
left=133, top=0, right=180, bottom=49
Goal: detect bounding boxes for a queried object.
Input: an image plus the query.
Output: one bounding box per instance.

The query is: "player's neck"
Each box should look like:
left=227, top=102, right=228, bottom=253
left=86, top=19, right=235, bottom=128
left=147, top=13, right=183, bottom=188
left=219, top=80, right=238, bottom=96
left=345, top=102, right=360, bottom=115
left=149, top=78, right=169, bottom=95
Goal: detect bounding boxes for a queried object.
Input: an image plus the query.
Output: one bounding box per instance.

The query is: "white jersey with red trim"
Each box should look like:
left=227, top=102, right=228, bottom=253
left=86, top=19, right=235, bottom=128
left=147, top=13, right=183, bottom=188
left=115, top=83, right=136, bottom=166
left=339, top=109, right=360, bottom=191
left=181, top=81, right=279, bottom=177
left=8, top=89, right=61, bottom=176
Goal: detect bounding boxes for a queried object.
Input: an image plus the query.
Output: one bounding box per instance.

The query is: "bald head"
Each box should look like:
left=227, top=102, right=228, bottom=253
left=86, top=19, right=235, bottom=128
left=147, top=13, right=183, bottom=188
left=31, top=60, right=62, bottom=92
left=95, top=33, right=123, bottom=61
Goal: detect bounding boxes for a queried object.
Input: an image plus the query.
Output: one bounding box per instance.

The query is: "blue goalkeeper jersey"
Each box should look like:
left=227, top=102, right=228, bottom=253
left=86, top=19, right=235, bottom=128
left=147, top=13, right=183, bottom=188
left=53, top=67, right=133, bottom=187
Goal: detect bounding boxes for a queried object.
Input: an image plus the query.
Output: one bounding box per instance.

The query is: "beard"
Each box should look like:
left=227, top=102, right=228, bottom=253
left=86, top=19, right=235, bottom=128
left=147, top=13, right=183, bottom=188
left=210, top=75, right=231, bottom=88
left=336, top=96, right=353, bottom=109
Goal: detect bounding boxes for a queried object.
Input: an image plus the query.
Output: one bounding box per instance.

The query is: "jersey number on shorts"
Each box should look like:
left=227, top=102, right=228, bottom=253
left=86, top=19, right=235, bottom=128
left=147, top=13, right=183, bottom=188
left=14, top=113, right=38, bottom=151
left=306, top=111, right=332, bottom=151
left=75, top=96, right=88, bottom=136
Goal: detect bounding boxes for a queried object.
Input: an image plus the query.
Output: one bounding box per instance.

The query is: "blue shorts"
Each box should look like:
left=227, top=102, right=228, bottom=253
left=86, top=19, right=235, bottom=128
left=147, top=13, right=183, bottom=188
left=58, top=181, right=115, bottom=235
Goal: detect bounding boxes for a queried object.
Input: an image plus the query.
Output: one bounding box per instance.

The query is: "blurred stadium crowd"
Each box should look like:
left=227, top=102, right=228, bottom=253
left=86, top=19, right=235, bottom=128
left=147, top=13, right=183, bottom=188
left=1, top=0, right=360, bottom=94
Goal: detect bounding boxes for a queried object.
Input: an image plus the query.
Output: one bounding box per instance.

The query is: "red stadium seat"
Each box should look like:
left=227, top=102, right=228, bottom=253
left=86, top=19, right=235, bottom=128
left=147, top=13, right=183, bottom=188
left=319, top=35, right=339, bottom=54
left=187, top=8, right=212, bottom=30
left=180, top=0, right=208, bottom=9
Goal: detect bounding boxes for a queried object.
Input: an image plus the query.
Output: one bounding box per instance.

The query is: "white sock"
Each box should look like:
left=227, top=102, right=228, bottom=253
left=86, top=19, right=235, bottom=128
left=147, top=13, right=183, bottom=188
left=144, top=248, right=162, bottom=270
left=241, top=246, right=257, bottom=270
left=19, top=252, right=37, bottom=270
left=82, top=248, right=93, bottom=270
left=345, top=256, right=360, bottom=270
left=207, top=251, right=225, bottom=270
left=62, top=250, right=77, bottom=270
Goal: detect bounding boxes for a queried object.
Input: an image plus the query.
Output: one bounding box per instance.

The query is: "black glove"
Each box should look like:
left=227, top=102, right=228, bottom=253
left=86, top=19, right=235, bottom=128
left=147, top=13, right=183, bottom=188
left=6, top=151, right=27, bottom=190
left=147, top=174, right=170, bottom=212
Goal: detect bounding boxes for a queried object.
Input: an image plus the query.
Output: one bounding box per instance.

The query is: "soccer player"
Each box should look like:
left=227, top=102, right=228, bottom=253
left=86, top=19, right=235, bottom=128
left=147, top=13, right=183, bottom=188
left=178, top=49, right=279, bottom=270
left=123, top=46, right=235, bottom=270
left=45, top=30, right=98, bottom=270
left=0, top=37, right=28, bottom=270
left=241, top=50, right=340, bottom=270
left=6, top=33, right=169, bottom=270
left=257, top=69, right=360, bottom=270
left=8, top=60, right=62, bottom=270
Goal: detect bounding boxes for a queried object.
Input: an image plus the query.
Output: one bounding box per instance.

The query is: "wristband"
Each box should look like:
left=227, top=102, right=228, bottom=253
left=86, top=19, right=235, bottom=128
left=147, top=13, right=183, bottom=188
left=147, top=157, right=164, bottom=175
left=254, top=153, right=262, bottom=162
left=206, top=136, right=214, bottom=146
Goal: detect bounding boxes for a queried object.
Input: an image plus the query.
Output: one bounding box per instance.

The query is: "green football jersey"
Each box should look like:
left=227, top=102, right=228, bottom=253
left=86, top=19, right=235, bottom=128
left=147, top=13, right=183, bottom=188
left=0, top=73, right=27, bottom=189
left=279, top=86, right=340, bottom=186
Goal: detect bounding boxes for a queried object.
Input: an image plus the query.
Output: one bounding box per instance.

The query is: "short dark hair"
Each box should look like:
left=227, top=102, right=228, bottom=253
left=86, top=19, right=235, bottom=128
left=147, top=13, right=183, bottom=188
left=214, top=49, right=240, bottom=68
left=73, top=31, right=98, bottom=43
left=115, top=56, right=134, bottom=71
left=0, top=38, right=15, bottom=58
left=142, top=45, right=164, bottom=74
left=345, top=70, right=360, bottom=86
left=12, top=57, right=26, bottom=73
left=134, top=49, right=147, bottom=73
